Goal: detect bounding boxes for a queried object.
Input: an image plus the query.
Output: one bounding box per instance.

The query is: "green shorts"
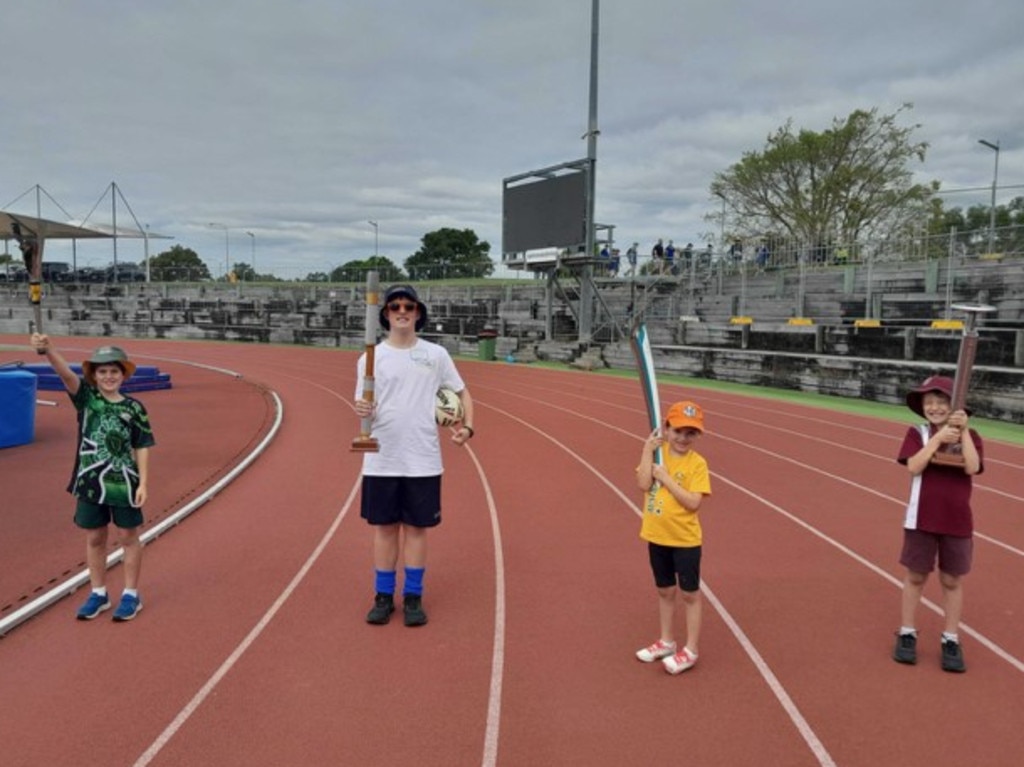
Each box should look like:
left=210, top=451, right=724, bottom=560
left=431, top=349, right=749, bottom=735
left=74, top=499, right=144, bottom=530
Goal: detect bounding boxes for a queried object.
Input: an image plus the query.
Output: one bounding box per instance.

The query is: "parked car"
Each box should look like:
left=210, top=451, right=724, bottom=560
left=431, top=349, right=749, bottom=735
left=1, top=263, right=28, bottom=282
left=106, top=262, right=147, bottom=283
left=73, top=266, right=107, bottom=283
left=41, top=262, right=72, bottom=283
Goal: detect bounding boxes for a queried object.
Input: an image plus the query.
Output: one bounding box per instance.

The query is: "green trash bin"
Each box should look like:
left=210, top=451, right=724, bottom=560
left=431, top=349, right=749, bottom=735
left=477, top=329, right=498, bottom=361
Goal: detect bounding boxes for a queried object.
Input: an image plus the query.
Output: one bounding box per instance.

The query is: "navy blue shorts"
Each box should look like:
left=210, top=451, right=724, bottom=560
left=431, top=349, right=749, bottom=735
left=360, top=475, right=442, bottom=528
left=648, top=542, right=701, bottom=592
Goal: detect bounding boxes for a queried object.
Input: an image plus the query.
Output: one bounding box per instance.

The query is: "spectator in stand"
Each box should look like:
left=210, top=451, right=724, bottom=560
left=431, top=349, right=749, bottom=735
left=651, top=239, right=665, bottom=274
left=625, top=243, right=639, bottom=277
left=755, top=244, right=770, bottom=272
left=610, top=248, right=621, bottom=277
left=665, top=240, right=676, bottom=275
left=682, top=243, right=694, bottom=275
left=729, top=241, right=744, bottom=272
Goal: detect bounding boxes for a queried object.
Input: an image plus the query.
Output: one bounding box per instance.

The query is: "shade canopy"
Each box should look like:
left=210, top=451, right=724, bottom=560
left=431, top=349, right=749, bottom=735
left=0, top=210, right=121, bottom=241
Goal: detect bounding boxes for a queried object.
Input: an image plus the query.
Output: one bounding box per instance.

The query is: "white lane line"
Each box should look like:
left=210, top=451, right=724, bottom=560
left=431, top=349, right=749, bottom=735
left=460, top=444, right=507, bottom=767
left=133, top=477, right=362, bottom=767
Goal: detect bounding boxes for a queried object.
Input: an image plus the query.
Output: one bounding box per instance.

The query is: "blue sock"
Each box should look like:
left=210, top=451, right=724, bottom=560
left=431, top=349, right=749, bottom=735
left=403, top=566, right=425, bottom=597
left=374, top=569, right=396, bottom=596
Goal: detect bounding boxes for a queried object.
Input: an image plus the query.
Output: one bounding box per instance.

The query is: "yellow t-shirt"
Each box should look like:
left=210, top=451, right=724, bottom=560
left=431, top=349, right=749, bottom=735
left=640, top=448, right=711, bottom=547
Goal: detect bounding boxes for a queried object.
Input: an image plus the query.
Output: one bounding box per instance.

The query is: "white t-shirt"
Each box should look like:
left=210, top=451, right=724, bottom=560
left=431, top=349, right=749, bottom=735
left=355, top=338, right=465, bottom=476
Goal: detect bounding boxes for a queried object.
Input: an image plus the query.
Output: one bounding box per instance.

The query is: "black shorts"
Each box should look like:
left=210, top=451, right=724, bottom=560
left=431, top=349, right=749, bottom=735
left=360, top=475, right=442, bottom=528
left=74, top=499, right=144, bottom=530
left=648, top=542, right=702, bottom=592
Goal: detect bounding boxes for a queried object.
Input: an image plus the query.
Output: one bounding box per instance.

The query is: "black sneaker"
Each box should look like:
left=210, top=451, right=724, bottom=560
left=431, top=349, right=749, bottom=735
left=941, top=639, right=966, bottom=673
left=893, top=632, right=917, bottom=664
left=403, top=595, right=428, bottom=627
left=366, top=593, right=395, bottom=625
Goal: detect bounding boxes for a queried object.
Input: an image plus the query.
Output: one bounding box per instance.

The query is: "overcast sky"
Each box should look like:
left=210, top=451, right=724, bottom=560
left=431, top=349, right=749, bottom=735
left=3, top=0, right=1022, bottom=279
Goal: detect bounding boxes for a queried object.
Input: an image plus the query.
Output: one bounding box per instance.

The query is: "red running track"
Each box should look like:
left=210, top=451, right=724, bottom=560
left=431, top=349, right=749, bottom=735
left=1, top=335, right=1022, bottom=767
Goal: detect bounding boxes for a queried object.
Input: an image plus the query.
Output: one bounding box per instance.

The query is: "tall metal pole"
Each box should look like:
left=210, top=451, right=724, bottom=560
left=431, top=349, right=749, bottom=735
left=580, top=0, right=599, bottom=342
left=368, top=220, right=379, bottom=258
left=111, top=182, right=119, bottom=272
left=207, top=222, right=230, bottom=279
left=978, top=139, right=1000, bottom=255
left=245, top=231, right=256, bottom=279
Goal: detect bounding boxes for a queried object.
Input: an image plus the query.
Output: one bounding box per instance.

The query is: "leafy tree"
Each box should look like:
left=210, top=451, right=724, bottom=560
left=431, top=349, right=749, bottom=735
left=404, top=227, right=493, bottom=280
left=927, top=196, right=1024, bottom=255
left=144, top=244, right=211, bottom=282
left=710, top=105, right=933, bottom=250
left=331, top=256, right=404, bottom=283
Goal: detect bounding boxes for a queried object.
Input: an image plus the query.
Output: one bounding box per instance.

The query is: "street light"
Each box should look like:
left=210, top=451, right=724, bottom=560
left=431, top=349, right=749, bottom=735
left=368, top=220, right=379, bottom=259
left=207, top=222, right=230, bottom=279
left=245, top=231, right=256, bottom=280
left=978, top=139, right=1000, bottom=256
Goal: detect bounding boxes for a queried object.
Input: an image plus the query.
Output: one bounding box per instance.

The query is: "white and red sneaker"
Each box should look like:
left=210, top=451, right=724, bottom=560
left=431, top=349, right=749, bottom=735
left=663, top=647, right=698, bottom=674
left=636, top=639, right=677, bottom=663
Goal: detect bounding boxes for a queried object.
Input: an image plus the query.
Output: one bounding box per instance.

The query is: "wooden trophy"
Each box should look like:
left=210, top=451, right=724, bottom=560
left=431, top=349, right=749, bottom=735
left=931, top=302, right=995, bottom=466
left=351, top=270, right=381, bottom=452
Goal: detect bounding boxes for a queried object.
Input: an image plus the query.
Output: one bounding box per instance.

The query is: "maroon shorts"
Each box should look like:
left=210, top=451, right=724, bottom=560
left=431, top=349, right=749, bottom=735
left=899, top=529, right=972, bottom=577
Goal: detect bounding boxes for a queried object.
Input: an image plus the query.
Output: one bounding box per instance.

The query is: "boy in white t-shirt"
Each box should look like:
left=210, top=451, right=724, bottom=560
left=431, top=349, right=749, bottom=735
left=354, top=284, right=474, bottom=627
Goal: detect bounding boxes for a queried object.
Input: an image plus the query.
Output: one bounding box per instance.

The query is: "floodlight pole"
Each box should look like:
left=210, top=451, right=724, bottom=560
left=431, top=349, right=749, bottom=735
left=245, top=231, right=256, bottom=280
left=207, top=222, right=230, bottom=279
left=978, top=139, right=1000, bottom=256
left=579, top=0, right=599, bottom=342
left=368, top=220, right=379, bottom=258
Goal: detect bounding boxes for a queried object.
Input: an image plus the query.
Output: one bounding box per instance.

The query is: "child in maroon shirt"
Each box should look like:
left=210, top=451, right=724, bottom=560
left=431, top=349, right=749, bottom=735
left=892, top=375, right=983, bottom=673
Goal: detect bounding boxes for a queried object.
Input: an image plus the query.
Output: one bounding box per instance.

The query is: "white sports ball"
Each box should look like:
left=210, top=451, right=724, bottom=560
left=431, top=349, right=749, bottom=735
left=435, top=387, right=463, bottom=427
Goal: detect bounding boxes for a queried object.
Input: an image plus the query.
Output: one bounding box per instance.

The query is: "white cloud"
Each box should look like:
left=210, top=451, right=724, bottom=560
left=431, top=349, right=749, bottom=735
left=2, top=0, right=1021, bottom=278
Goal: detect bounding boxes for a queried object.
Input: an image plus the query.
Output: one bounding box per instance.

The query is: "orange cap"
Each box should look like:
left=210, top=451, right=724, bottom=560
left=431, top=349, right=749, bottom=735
left=665, top=401, right=704, bottom=433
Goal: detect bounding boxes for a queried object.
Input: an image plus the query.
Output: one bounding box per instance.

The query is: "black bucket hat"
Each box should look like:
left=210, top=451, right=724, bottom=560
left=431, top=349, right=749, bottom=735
left=379, top=284, right=428, bottom=332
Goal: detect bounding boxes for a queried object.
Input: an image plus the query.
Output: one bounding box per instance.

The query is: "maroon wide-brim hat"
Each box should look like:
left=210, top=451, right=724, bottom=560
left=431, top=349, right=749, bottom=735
left=906, top=375, right=971, bottom=417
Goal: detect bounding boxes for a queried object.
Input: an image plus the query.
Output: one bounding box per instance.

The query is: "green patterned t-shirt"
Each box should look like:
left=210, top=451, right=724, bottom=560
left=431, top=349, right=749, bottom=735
left=67, top=383, right=156, bottom=507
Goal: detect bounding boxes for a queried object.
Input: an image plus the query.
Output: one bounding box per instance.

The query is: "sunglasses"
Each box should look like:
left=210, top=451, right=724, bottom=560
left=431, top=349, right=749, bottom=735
left=387, top=301, right=418, bottom=312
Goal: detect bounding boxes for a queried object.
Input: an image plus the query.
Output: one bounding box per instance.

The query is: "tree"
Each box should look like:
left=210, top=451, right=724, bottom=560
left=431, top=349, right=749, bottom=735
left=927, top=196, right=1024, bottom=256
left=710, top=104, right=933, bottom=251
left=331, top=256, right=404, bottom=283
left=144, top=245, right=211, bottom=282
left=404, top=228, right=493, bottom=280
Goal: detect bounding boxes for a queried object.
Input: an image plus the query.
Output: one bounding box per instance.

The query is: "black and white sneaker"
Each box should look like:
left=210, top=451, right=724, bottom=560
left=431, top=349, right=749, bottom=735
left=893, top=632, right=917, bottom=665
left=941, top=639, right=966, bottom=673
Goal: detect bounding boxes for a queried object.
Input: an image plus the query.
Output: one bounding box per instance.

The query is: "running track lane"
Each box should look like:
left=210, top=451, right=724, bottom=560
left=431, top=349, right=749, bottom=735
left=0, top=337, right=1022, bottom=766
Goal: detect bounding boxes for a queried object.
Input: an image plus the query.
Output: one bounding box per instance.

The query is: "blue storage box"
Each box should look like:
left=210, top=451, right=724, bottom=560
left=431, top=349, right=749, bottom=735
left=0, top=370, right=38, bottom=449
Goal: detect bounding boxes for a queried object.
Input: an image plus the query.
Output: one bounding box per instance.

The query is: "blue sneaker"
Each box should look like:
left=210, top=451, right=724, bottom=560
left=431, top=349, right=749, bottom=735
left=112, top=593, right=143, bottom=622
left=76, top=591, right=111, bottom=620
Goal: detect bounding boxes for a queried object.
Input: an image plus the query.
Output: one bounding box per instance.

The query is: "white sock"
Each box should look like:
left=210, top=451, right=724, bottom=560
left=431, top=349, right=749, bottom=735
left=899, top=626, right=917, bottom=636
left=123, top=588, right=139, bottom=598
left=942, top=632, right=959, bottom=644
left=93, top=587, right=108, bottom=597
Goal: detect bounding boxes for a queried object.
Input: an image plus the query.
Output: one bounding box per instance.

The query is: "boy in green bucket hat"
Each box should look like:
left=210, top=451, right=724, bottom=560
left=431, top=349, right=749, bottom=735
left=30, top=333, right=156, bottom=622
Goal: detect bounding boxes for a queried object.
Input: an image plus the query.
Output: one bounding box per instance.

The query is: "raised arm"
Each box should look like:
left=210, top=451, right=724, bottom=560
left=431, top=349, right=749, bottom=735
left=30, top=333, right=80, bottom=396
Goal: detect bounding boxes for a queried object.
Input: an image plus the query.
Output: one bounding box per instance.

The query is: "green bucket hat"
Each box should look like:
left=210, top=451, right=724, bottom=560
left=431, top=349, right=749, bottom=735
left=82, top=345, right=137, bottom=386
